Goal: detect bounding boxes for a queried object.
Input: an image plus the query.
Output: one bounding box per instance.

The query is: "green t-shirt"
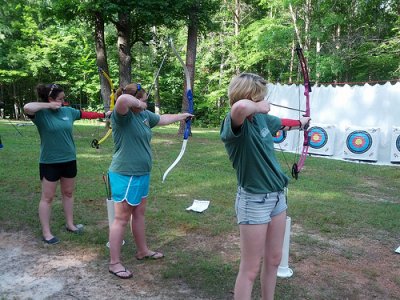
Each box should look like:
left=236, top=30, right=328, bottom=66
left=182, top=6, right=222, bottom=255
left=220, top=113, right=289, bottom=194
left=109, top=110, right=160, bottom=176
left=31, top=107, right=81, bottom=163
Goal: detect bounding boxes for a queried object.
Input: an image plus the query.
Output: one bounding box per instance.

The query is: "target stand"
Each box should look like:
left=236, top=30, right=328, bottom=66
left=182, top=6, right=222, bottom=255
left=343, top=127, right=380, bottom=162
left=308, top=124, right=336, bottom=156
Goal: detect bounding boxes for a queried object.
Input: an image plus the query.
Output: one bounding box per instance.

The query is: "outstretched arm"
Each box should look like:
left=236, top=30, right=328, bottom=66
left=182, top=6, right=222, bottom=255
left=280, top=117, right=311, bottom=131
left=158, top=113, right=193, bottom=126
left=81, top=111, right=106, bottom=119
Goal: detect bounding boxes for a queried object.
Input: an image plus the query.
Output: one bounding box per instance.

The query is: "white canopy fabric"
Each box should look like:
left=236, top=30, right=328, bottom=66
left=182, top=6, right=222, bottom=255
left=267, top=82, right=400, bottom=166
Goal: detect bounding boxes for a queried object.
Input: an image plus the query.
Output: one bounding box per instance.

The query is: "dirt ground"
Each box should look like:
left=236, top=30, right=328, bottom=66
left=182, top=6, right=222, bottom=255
left=0, top=231, right=208, bottom=300
left=1, top=227, right=399, bottom=300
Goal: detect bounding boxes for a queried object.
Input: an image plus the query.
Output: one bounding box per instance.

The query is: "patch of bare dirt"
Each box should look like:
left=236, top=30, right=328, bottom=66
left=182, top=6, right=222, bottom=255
left=0, top=231, right=208, bottom=300
left=289, top=224, right=400, bottom=299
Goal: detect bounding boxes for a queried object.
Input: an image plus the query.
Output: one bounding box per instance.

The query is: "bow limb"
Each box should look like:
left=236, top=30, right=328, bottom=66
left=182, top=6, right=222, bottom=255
left=291, top=46, right=311, bottom=179
left=162, top=38, right=194, bottom=183
left=99, top=68, right=115, bottom=111
left=91, top=68, right=115, bottom=149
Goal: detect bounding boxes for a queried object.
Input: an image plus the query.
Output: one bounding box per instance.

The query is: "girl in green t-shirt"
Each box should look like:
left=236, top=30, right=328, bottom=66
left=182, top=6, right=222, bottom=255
left=107, top=83, right=193, bottom=279
left=24, top=84, right=106, bottom=245
left=220, top=73, right=310, bottom=300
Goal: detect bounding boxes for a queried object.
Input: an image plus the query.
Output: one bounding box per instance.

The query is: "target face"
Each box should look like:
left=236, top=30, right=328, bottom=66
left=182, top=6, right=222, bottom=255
left=308, top=126, right=328, bottom=149
left=346, top=130, right=373, bottom=154
left=396, top=135, right=400, bottom=152
left=273, top=130, right=286, bottom=144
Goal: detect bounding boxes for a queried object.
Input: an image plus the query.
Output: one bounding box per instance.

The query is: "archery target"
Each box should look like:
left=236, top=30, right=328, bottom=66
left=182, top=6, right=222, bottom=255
left=309, top=127, right=327, bottom=149
left=346, top=131, right=372, bottom=154
left=390, top=127, right=400, bottom=163
left=274, top=130, right=295, bottom=151
left=343, top=127, right=380, bottom=161
left=273, top=130, right=286, bottom=144
left=308, top=124, right=336, bottom=156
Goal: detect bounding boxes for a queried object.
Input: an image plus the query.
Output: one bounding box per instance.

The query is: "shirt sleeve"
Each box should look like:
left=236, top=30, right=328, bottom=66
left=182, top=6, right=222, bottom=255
left=220, top=112, right=246, bottom=143
left=69, top=107, right=81, bottom=121
left=146, top=110, right=161, bottom=128
left=265, top=114, right=282, bottom=136
left=112, top=110, right=132, bottom=126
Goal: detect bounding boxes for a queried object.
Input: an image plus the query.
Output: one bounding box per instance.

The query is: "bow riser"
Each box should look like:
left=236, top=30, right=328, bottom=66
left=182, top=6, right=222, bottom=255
left=292, top=47, right=312, bottom=179
left=162, top=38, right=194, bottom=182
left=91, top=67, right=115, bottom=149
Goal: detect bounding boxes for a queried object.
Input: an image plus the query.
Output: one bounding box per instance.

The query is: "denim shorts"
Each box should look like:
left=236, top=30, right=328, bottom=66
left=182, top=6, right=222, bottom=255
left=108, top=171, right=150, bottom=206
left=235, top=186, right=287, bottom=225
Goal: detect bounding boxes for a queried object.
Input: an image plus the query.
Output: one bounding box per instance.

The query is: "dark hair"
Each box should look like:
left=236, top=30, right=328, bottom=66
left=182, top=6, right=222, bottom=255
left=36, top=84, right=64, bottom=102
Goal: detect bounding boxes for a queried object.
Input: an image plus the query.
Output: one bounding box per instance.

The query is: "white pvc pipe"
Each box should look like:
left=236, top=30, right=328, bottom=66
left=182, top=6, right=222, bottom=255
left=106, top=198, right=115, bottom=228
left=106, top=198, right=125, bottom=248
left=277, top=216, right=293, bottom=278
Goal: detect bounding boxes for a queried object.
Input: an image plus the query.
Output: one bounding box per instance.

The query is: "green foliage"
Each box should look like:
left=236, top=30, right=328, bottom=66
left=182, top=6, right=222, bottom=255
left=0, top=0, right=399, bottom=125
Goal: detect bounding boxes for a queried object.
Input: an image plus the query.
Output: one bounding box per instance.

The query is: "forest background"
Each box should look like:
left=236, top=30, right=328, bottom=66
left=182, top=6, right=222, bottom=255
left=0, top=0, right=399, bottom=127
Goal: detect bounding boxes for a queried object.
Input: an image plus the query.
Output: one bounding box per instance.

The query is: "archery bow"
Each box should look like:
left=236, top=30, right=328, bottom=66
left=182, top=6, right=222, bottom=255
left=162, top=38, right=194, bottom=182
left=91, top=67, right=115, bottom=149
left=291, top=46, right=311, bottom=179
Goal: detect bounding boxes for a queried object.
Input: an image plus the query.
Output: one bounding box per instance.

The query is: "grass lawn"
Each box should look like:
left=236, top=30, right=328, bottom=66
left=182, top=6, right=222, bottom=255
left=1, top=119, right=399, bottom=299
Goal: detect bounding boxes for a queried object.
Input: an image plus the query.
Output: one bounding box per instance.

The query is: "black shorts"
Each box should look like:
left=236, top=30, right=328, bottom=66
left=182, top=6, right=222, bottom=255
left=39, top=160, right=77, bottom=182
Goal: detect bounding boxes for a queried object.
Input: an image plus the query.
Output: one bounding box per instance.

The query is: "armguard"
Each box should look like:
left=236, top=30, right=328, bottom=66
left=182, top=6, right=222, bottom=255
left=280, top=118, right=301, bottom=130
left=81, top=111, right=105, bottom=120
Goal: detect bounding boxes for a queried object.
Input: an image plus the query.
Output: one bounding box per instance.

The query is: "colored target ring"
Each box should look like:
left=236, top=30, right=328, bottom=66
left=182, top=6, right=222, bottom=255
left=308, top=126, right=328, bottom=149
left=273, top=130, right=286, bottom=144
left=346, top=130, right=372, bottom=154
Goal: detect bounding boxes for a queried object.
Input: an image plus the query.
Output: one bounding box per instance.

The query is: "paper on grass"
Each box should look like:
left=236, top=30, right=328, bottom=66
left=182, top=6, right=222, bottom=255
left=186, top=200, right=210, bottom=213
left=395, top=246, right=400, bottom=254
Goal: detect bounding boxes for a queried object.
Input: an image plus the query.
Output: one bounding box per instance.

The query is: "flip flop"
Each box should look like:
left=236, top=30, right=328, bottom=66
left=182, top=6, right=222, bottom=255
left=136, top=251, right=164, bottom=260
left=42, top=236, right=60, bottom=245
left=108, top=264, right=133, bottom=279
left=65, top=224, right=84, bottom=234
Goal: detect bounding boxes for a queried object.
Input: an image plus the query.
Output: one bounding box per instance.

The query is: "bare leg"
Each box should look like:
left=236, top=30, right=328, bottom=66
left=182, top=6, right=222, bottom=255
left=260, top=211, right=287, bottom=300
left=60, top=177, right=78, bottom=231
left=131, top=198, right=149, bottom=255
left=131, top=198, right=163, bottom=259
left=39, top=178, right=58, bottom=240
left=234, top=224, right=268, bottom=300
left=109, top=201, right=133, bottom=277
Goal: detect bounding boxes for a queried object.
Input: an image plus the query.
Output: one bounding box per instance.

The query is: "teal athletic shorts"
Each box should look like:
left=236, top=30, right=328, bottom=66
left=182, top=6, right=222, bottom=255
left=108, top=171, right=150, bottom=206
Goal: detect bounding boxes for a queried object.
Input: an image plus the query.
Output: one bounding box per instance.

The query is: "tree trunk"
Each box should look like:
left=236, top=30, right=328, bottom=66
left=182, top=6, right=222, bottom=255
left=178, top=10, right=198, bottom=135
left=94, top=12, right=112, bottom=111
left=234, top=0, right=240, bottom=74
left=289, top=3, right=302, bottom=48
left=116, top=12, right=132, bottom=87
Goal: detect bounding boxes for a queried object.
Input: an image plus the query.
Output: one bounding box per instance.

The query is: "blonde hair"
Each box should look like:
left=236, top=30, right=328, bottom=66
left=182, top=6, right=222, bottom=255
left=116, top=83, right=146, bottom=99
left=228, top=73, right=267, bottom=106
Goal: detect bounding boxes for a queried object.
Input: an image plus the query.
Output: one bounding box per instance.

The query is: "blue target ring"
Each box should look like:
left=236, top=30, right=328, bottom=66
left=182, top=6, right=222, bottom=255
left=396, top=135, right=400, bottom=152
left=273, top=130, right=286, bottom=144
left=308, top=126, right=328, bottom=149
left=346, top=130, right=372, bottom=154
